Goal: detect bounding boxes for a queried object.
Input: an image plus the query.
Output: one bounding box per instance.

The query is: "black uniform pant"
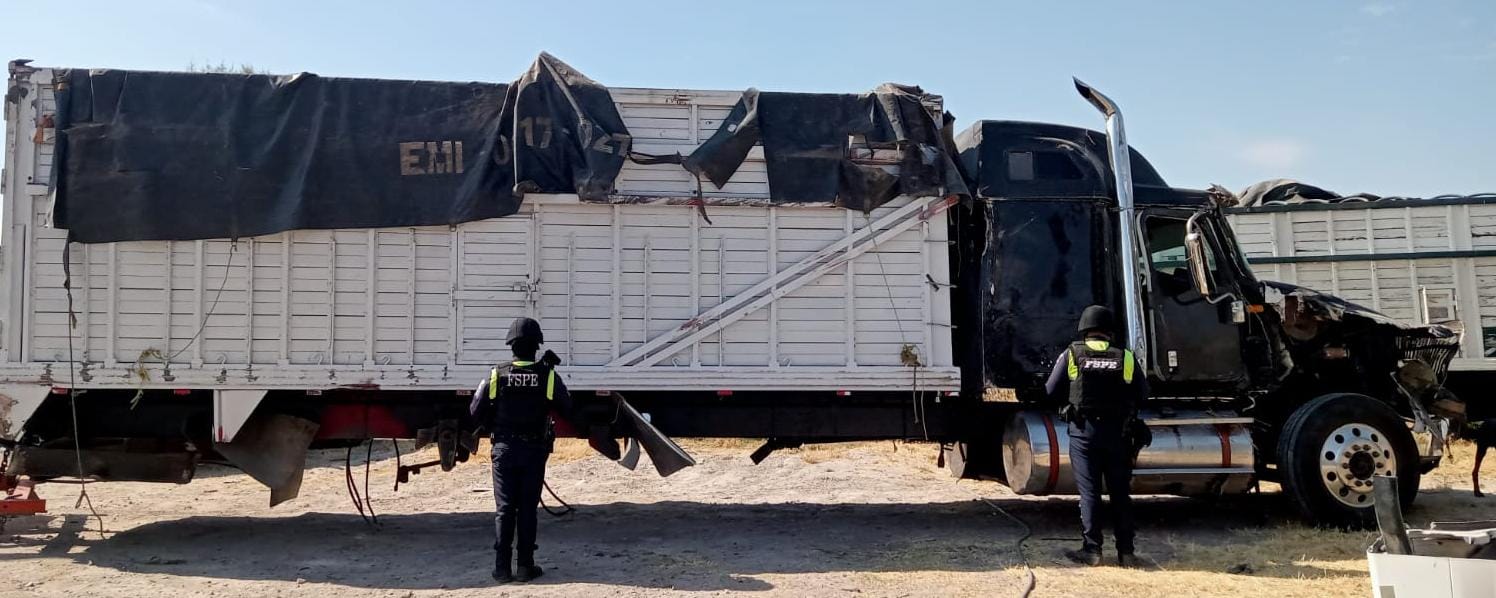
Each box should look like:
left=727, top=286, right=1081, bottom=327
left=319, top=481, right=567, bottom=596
left=1069, top=417, right=1135, bottom=554
left=492, top=438, right=550, bottom=564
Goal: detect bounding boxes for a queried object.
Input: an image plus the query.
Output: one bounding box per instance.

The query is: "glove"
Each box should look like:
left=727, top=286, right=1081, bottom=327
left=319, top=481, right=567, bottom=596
left=541, top=349, right=563, bottom=367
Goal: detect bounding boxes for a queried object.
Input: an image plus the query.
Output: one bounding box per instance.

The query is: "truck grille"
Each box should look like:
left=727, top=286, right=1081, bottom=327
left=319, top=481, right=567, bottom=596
left=1397, top=330, right=1461, bottom=382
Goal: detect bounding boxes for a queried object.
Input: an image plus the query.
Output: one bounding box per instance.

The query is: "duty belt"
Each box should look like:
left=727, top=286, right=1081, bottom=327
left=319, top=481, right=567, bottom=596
left=491, top=433, right=548, bottom=443
left=1075, top=410, right=1127, bottom=422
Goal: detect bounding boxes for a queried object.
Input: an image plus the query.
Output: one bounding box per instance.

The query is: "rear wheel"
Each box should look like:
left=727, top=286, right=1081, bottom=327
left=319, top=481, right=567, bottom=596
left=1276, top=393, right=1419, bottom=528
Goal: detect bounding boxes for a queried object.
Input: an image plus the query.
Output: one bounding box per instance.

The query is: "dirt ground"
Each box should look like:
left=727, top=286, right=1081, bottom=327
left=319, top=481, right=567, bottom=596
left=2, top=438, right=1493, bottom=598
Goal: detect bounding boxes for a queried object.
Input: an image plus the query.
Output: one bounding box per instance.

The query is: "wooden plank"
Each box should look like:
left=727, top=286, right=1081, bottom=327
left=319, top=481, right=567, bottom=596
left=611, top=205, right=623, bottom=360
left=107, top=244, right=118, bottom=365
left=768, top=208, right=778, bottom=366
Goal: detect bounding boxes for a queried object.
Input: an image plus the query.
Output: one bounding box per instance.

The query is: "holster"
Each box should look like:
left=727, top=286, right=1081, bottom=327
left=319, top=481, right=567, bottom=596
left=1059, top=404, right=1080, bottom=425
left=1124, top=417, right=1152, bottom=459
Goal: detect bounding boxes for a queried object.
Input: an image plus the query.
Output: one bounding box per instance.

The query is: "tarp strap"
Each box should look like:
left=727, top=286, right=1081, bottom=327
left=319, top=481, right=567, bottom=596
left=687, top=175, right=713, bottom=225
left=629, top=151, right=713, bottom=225
left=627, top=151, right=685, bottom=165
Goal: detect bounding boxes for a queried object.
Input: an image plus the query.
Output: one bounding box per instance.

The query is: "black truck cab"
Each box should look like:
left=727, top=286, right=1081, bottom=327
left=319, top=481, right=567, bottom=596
left=949, top=118, right=1463, bottom=526
left=953, top=120, right=1265, bottom=398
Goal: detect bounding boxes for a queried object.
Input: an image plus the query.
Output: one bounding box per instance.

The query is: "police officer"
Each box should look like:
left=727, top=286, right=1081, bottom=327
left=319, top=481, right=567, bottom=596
left=469, top=317, right=575, bottom=583
left=1044, top=305, right=1148, bottom=568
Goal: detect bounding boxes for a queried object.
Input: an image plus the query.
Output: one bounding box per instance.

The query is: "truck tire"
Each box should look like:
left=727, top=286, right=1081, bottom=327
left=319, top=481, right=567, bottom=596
left=1275, top=393, right=1419, bottom=529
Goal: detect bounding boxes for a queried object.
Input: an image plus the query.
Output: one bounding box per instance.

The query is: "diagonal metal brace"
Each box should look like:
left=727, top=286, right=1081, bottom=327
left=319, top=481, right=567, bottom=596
left=610, top=195, right=958, bottom=368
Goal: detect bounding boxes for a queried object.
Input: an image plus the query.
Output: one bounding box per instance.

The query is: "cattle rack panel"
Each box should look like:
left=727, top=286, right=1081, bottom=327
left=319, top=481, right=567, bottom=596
left=0, top=66, right=959, bottom=397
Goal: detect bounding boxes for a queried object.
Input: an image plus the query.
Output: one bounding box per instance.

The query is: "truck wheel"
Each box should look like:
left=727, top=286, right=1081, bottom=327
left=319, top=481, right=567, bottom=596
left=1276, top=393, right=1419, bottom=529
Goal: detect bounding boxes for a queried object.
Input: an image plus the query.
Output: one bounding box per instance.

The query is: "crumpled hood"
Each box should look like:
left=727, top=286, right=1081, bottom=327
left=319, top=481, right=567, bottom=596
left=1262, top=280, right=1459, bottom=338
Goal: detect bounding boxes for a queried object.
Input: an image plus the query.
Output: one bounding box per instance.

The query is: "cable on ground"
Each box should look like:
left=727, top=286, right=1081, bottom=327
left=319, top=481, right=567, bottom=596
left=539, top=480, right=574, bottom=517
left=962, top=484, right=1037, bottom=598
left=344, top=441, right=380, bottom=527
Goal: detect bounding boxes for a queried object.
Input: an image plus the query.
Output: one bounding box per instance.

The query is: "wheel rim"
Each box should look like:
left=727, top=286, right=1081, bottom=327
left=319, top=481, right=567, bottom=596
left=1318, top=422, right=1397, bottom=508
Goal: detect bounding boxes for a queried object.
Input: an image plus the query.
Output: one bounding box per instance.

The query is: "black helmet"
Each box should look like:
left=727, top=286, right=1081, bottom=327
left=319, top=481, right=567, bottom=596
left=505, top=317, right=544, bottom=346
left=1077, top=305, right=1114, bottom=334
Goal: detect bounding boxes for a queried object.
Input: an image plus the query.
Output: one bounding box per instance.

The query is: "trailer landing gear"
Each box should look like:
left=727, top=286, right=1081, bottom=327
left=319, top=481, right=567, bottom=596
left=0, top=475, right=46, bottom=516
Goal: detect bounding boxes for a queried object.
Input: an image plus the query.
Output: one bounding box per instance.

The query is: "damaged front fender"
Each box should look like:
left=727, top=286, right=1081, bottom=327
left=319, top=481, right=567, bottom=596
left=1262, top=280, right=1462, bottom=456
left=1263, top=281, right=1460, bottom=370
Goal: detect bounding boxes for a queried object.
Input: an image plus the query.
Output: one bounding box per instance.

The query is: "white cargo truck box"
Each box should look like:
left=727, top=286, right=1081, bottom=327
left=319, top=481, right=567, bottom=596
left=0, top=64, right=959, bottom=417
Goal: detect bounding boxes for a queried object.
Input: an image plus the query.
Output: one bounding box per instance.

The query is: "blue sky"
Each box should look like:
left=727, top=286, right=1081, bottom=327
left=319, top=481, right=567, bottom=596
left=4, top=0, right=1493, bottom=196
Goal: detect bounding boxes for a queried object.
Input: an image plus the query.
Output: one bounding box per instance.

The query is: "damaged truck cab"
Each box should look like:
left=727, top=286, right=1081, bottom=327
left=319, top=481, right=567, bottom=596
left=949, top=87, right=1462, bottom=527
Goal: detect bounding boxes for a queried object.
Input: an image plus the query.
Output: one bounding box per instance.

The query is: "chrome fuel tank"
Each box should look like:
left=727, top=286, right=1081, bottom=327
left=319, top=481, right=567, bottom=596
left=1001, top=410, right=1255, bottom=496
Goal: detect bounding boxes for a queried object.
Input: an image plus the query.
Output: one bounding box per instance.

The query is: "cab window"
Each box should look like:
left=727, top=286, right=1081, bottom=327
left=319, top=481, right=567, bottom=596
left=1145, top=217, right=1217, bottom=296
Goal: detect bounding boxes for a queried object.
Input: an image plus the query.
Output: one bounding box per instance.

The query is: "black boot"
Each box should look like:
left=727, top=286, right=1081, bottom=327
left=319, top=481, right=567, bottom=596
left=1064, top=546, right=1102, bottom=567
left=515, top=564, right=544, bottom=582
left=515, top=552, right=543, bottom=582
left=492, top=549, right=513, bottom=583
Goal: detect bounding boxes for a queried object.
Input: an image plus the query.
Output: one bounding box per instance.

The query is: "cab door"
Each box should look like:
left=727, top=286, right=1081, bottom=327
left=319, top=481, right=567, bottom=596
left=1140, top=210, right=1246, bottom=384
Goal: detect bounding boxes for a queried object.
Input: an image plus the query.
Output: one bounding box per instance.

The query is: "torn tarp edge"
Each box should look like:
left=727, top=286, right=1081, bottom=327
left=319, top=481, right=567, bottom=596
left=684, top=85, right=969, bottom=211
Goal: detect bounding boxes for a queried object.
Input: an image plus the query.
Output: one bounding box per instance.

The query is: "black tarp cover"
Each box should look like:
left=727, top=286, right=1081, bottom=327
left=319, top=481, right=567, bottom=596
left=50, top=53, right=631, bottom=243
left=684, top=84, right=969, bottom=211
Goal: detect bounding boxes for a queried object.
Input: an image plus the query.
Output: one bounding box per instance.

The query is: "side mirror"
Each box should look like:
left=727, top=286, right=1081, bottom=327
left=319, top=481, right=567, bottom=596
left=1184, top=217, right=1215, bottom=298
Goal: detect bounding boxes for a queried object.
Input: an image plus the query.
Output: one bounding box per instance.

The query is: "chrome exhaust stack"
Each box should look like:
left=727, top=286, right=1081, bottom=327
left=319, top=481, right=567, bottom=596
left=1074, top=79, right=1148, bottom=358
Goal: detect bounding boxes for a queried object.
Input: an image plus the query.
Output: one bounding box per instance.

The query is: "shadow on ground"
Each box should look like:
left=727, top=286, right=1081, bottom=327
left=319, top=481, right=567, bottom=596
left=0, top=490, right=1420, bottom=592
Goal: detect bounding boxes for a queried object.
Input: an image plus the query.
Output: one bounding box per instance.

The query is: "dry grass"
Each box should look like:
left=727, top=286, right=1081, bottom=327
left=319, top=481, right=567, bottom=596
left=466, top=436, right=1494, bottom=597
left=1421, top=437, right=1492, bottom=490
left=1020, top=440, right=1496, bottom=598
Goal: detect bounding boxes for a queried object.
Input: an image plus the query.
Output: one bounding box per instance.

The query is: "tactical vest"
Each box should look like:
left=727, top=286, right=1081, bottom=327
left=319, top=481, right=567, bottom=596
left=1066, top=339, right=1136, bottom=418
left=485, top=361, right=558, bottom=440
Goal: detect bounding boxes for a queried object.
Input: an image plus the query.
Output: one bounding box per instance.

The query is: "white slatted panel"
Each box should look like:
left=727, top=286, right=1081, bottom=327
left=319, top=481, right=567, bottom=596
left=1228, top=213, right=1275, bottom=258
left=1369, top=209, right=1412, bottom=252
left=530, top=199, right=942, bottom=369
left=1228, top=205, right=1488, bottom=362
left=1474, top=257, right=1496, bottom=357
left=1290, top=213, right=1329, bottom=256
left=612, top=90, right=771, bottom=199
left=8, top=73, right=956, bottom=388
left=1468, top=205, right=1496, bottom=249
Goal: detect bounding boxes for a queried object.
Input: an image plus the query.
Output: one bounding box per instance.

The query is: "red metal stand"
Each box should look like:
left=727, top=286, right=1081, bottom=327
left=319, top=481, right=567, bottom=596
left=0, top=476, right=47, bottom=516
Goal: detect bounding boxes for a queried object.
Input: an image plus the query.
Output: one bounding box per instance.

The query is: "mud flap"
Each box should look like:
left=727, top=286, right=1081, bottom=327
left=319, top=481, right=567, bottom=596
left=214, top=413, right=319, bottom=507
left=614, top=394, right=694, bottom=477
left=616, top=438, right=641, bottom=471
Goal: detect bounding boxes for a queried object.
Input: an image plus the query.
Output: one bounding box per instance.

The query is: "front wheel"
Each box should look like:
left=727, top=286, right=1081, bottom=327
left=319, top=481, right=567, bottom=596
left=1276, top=393, right=1420, bottom=528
